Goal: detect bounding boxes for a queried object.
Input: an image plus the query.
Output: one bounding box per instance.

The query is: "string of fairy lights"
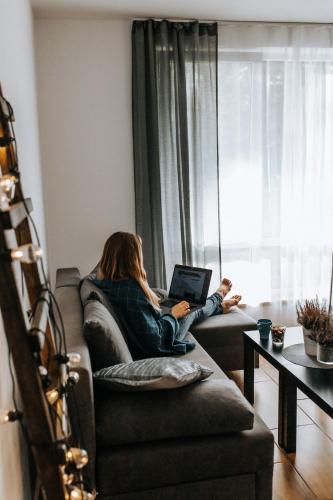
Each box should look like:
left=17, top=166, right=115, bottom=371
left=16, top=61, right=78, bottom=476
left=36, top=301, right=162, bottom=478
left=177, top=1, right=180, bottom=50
left=0, top=94, right=95, bottom=500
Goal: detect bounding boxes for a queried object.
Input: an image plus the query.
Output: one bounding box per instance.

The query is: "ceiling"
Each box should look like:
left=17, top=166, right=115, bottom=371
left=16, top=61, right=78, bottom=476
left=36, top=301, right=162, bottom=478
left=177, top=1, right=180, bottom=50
left=31, top=0, right=333, bottom=23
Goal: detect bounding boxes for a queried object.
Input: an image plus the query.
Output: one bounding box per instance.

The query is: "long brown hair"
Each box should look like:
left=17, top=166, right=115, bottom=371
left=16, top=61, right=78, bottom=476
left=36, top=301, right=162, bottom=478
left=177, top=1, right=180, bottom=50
left=97, top=232, right=160, bottom=307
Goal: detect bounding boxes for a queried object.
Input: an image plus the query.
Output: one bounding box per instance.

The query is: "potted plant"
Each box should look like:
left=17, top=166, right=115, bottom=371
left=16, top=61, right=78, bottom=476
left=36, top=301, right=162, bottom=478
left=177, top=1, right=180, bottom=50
left=313, top=319, right=333, bottom=364
left=296, top=298, right=328, bottom=357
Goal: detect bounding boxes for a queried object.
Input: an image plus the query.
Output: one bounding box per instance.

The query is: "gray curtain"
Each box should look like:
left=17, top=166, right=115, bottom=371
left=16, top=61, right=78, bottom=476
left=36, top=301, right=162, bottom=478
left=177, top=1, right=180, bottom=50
left=132, top=20, right=220, bottom=289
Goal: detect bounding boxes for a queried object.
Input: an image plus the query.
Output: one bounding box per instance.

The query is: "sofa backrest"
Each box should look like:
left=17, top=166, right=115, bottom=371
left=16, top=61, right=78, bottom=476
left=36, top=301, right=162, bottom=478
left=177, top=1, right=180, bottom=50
left=54, top=267, right=96, bottom=491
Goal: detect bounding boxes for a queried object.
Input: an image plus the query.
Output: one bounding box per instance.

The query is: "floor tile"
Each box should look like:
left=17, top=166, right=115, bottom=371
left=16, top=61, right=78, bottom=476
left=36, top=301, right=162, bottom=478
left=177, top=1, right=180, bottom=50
left=272, top=462, right=316, bottom=500
left=273, top=425, right=333, bottom=499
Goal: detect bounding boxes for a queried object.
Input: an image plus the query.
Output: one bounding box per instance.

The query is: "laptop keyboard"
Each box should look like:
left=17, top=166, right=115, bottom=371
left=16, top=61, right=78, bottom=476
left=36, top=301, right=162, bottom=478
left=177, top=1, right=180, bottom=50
left=161, top=300, right=177, bottom=308
left=161, top=299, right=199, bottom=311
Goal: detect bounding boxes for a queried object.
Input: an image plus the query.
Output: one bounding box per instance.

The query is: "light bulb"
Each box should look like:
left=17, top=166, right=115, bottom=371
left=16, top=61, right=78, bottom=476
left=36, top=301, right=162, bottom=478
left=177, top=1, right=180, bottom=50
left=0, top=174, right=17, bottom=201
left=0, top=188, right=9, bottom=210
left=11, top=244, right=43, bottom=264
left=0, top=409, right=10, bottom=424
left=38, top=366, right=48, bottom=377
left=69, top=488, right=81, bottom=500
left=46, top=389, right=59, bottom=405
left=83, top=491, right=95, bottom=500
left=62, top=466, right=74, bottom=485
left=60, top=363, right=68, bottom=386
left=68, top=371, right=80, bottom=386
left=63, top=472, right=74, bottom=486
left=67, top=352, right=81, bottom=367
left=66, top=448, right=88, bottom=469
left=0, top=409, right=22, bottom=424
left=38, top=365, right=51, bottom=388
left=68, top=487, right=95, bottom=500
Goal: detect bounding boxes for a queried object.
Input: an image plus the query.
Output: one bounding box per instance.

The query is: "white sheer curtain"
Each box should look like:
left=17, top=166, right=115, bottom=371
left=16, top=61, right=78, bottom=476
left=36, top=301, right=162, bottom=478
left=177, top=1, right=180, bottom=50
left=218, top=23, right=333, bottom=305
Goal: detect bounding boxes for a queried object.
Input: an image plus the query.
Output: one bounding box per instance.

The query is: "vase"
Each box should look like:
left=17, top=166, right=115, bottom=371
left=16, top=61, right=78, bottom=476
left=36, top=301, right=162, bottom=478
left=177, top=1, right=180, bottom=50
left=317, top=344, right=333, bottom=365
left=302, top=327, right=317, bottom=357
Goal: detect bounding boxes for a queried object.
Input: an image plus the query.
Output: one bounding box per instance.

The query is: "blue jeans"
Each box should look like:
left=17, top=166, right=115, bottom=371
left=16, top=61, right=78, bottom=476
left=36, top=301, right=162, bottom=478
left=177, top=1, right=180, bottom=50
left=176, top=292, right=222, bottom=341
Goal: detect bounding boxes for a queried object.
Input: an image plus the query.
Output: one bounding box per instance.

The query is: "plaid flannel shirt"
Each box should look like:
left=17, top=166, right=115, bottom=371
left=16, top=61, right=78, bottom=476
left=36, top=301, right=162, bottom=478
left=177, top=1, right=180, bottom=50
left=93, top=277, right=196, bottom=359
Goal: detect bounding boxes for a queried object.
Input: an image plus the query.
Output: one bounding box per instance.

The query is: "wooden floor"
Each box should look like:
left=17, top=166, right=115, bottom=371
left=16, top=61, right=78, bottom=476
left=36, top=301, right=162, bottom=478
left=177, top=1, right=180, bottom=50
left=229, top=357, right=333, bottom=500
left=228, top=302, right=333, bottom=499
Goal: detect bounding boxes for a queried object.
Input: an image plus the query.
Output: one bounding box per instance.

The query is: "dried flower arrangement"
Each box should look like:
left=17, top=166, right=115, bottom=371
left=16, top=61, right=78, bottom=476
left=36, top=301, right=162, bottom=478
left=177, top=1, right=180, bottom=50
left=313, top=320, right=333, bottom=347
left=296, top=297, right=329, bottom=341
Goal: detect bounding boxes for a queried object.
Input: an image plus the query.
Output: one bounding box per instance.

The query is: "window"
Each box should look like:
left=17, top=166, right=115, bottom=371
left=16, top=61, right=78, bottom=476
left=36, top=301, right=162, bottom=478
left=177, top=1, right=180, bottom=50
left=218, top=24, right=333, bottom=304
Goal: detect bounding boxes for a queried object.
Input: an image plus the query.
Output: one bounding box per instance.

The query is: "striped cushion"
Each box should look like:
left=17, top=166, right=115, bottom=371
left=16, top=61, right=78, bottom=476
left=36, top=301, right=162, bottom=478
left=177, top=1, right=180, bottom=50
left=93, top=358, right=213, bottom=391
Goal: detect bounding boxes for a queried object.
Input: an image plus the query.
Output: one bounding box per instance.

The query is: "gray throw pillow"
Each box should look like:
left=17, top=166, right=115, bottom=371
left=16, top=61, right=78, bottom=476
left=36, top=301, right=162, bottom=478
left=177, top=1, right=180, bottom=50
left=80, top=278, right=112, bottom=313
left=93, top=358, right=213, bottom=391
left=85, top=264, right=99, bottom=281
left=83, top=300, right=133, bottom=371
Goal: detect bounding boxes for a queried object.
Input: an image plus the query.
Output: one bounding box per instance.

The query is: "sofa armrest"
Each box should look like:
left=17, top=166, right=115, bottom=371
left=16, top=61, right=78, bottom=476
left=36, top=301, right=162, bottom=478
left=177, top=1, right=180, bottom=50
left=191, top=307, right=257, bottom=344
left=56, top=267, right=81, bottom=287
left=95, top=378, right=254, bottom=446
left=54, top=268, right=96, bottom=490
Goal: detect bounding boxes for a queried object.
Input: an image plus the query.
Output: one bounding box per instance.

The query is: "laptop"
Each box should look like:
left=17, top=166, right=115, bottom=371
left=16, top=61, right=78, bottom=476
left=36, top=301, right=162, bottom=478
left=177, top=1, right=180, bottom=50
left=160, top=264, right=212, bottom=311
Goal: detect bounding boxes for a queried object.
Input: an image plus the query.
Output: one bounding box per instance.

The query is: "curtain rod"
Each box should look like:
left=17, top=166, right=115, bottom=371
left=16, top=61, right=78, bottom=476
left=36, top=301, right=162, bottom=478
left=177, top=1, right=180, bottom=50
left=132, top=17, right=333, bottom=27
left=218, top=20, right=333, bottom=26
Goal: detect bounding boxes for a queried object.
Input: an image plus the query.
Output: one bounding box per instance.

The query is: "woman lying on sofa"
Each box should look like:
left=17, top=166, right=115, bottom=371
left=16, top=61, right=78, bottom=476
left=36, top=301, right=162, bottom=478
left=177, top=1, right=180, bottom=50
left=93, top=232, right=241, bottom=358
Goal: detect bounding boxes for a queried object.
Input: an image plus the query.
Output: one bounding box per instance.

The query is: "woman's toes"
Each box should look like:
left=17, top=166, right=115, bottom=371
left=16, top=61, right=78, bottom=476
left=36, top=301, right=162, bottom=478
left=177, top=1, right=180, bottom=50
left=218, top=278, right=233, bottom=298
left=222, top=278, right=232, bottom=290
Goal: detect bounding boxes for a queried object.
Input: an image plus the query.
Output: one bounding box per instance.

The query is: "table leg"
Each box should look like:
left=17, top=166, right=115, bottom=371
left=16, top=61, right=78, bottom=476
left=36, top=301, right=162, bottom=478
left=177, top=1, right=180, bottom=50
left=278, top=371, right=297, bottom=453
left=244, top=336, right=255, bottom=404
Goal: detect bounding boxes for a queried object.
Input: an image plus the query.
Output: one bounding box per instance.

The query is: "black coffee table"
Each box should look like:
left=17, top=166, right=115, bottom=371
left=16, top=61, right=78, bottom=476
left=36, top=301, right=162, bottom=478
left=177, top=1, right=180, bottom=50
left=243, top=327, right=333, bottom=452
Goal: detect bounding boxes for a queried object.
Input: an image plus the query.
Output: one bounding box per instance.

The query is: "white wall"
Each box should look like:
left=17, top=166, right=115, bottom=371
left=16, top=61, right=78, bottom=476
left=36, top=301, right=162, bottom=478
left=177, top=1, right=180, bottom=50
left=35, top=18, right=135, bottom=283
left=0, top=0, right=46, bottom=498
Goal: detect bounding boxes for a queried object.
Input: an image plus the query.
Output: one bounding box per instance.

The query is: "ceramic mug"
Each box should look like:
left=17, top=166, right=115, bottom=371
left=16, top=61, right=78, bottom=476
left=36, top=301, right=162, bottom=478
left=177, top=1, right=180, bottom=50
left=257, top=318, right=272, bottom=340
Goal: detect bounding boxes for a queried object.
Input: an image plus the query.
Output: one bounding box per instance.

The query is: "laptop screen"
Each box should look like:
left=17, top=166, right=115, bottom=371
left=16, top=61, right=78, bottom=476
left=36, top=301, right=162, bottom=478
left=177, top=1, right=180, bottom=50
left=168, top=265, right=212, bottom=305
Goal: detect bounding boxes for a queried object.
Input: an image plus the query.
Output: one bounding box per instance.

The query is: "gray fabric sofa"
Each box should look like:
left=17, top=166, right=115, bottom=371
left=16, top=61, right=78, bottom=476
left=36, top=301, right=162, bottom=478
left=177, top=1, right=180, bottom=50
left=55, top=268, right=274, bottom=500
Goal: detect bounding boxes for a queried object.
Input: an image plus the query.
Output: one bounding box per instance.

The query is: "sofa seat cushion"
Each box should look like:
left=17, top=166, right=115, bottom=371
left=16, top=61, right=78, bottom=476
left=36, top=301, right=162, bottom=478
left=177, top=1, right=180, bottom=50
left=190, top=306, right=256, bottom=346
left=95, top=376, right=254, bottom=446
left=83, top=300, right=133, bottom=371
left=96, top=415, right=273, bottom=496
left=180, top=333, right=228, bottom=380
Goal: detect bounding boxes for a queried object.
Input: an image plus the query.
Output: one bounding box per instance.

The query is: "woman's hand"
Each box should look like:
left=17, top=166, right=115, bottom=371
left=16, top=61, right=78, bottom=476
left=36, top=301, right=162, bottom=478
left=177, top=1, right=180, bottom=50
left=171, top=301, right=191, bottom=319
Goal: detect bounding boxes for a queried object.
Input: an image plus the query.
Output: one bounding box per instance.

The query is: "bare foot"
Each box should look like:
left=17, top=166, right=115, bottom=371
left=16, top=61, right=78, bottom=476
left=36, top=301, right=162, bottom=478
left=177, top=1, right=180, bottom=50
left=217, top=278, right=232, bottom=298
left=222, top=295, right=242, bottom=313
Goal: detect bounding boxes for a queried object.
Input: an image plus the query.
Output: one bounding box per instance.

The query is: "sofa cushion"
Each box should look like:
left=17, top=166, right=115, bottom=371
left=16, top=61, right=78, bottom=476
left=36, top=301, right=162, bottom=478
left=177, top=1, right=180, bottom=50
left=80, top=278, right=113, bottom=313
left=97, top=474, right=257, bottom=500
left=191, top=307, right=257, bottom=346
left=180, top=333, right=228, bottom=380
left=95, top=377, right=254, bottom=446
left=96, top=415, right=273, bottom=496
left=93, top=358, right=213, bottom=391
left=81, top=277, right=130, bottom=344
left=83, top=300, right=133, bottom=371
